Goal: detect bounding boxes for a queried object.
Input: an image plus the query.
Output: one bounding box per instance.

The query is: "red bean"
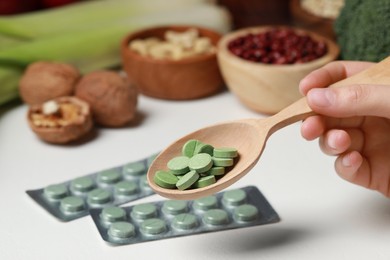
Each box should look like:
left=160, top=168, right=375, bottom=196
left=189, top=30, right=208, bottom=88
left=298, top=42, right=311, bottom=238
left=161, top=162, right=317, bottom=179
left=228, top=28, right=328, bottom=65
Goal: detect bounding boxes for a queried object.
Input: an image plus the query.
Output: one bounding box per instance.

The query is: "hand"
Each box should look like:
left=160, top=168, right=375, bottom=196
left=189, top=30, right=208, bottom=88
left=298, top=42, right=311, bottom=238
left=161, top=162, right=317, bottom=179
left=299, top=60, right=390, bottom=197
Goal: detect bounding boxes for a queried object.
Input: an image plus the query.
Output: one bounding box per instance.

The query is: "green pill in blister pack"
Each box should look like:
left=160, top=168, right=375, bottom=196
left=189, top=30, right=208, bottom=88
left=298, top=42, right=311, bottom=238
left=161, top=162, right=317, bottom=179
left=89, top=186, right=280, bottom=245
left=26, top=153, right=159, bottom=222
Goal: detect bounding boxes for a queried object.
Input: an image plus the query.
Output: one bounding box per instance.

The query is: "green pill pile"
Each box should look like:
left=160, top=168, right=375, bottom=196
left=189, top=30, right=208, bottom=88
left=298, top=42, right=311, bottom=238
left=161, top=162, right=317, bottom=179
left=154, top=139, right=238, bottom=190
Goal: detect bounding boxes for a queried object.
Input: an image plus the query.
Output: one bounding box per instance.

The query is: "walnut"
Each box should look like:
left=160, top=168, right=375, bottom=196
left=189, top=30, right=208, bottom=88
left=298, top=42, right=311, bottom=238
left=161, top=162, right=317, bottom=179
left=19, top=61, right=80, bottom=105
left=28, top=96, right=93, bottom=144
left=75, top=70, right=138, bottom=127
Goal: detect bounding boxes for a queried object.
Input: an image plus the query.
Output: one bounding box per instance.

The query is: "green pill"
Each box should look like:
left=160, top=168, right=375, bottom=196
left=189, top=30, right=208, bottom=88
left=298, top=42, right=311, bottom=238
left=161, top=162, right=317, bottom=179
left=108, top=222, right=135, bottom=239
left=167, top=156, right=190, bottom=175
left=44, top=184, right=68, bottom=200
left=172, top=213, right=198, bottom=230
left=213, top=147, right=238, bottom=158
left=60, top=196, right=85, bottom=213
left=140, top=218, right=166, bottom=235
left=193, top=175, right=216, bottom=188
left=131, top=203, right=157, bottom=220
left=87, top=188, right=112, bottom=205
left=203, top=209, right=229, bottom=225
left=189, top=153, right=213, bottom=173
left=154, top=170, right=178, bottom=189
left=162, top=200, right=188, bottom=215
left=182, top=139, right=200, bottom=157
left=70, top=176, right=95, bottom=193
left=176, top=170, right=199, bottom=190
left=233, top=204, right=259, bottom=222
left=101, top=206, right=127, bottom=222
left=97, top=170, right=121, bottom=184
left=212, top=157, right=234, bottom=167
left=205, top=166, right=225, bottom=176
left=193, top=196, right=218, bottom=211
left=114, top=180, right=138, bottom=196
left=222, top=189, right=246, bottom=206
left=123, top=161, right=146, bottom=177
left=194, top=143, right=214, bottom=156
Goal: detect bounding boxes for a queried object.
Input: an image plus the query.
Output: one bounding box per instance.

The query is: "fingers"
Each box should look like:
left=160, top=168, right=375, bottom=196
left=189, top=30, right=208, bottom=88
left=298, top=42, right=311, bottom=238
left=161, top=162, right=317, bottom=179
left=299, top=60, right=374, bottom=95
left=301, top=119, right=370, bottom=189
left=334, top=151, right=369, bottom=188
left=298, top=60, right=389, bottom=196
left=335, top=151, right=390, bottom=198
left=319, top=129, right=351, bottom=155
left=301, top=115, right=325, bottom=140
left=318, top=128, right=364, bottom=155
left=306, top=84, right=390, bottom=119
left=302, top=117, right=365, bottom=157
left=301, top=115, right=364, bottom=140
left=304, top=127, right=371, bottom=191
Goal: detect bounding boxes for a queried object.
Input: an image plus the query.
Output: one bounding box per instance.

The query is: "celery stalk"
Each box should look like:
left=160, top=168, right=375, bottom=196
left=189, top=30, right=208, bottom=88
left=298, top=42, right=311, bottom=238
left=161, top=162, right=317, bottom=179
left=0, top=66, right=24, bottom=106
left=0, top=4, right=231, bottom=107
left=0, top=34, right=25, bottom=50
left=0, top=0, right=210, bottom=39
left=0, top=4, right=231, bottom=73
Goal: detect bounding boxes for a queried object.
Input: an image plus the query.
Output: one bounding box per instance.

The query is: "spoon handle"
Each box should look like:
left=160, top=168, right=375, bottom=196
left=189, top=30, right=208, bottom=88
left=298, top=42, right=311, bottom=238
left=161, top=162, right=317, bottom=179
left=265, top=96, right=314, bottom=136
left=264, top=55, right=390, bottom=135
left=330, top=56, right=390, bottom=87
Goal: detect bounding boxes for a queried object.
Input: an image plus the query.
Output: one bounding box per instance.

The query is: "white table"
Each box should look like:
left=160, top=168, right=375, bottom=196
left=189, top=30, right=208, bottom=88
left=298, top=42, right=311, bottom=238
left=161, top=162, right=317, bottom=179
left=1, top=91, right=389, bottom=260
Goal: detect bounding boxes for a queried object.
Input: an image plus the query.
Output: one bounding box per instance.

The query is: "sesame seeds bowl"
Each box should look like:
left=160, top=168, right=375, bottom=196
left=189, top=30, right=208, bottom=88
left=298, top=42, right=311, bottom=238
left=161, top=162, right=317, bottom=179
left=217, top=26, right=339, bottom=114
left=120, top=25, right=224, bottom=100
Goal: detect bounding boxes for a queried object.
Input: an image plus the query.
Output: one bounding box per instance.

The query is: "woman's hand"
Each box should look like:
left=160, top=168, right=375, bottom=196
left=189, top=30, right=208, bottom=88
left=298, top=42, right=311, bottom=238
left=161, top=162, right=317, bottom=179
left=299, top=61, right=390, bottom=197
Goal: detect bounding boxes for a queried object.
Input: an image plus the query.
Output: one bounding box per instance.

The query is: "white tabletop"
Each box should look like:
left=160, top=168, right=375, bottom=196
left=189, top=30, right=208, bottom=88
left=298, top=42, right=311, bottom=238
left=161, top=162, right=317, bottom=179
left=1, top=91, right=389, bottom=260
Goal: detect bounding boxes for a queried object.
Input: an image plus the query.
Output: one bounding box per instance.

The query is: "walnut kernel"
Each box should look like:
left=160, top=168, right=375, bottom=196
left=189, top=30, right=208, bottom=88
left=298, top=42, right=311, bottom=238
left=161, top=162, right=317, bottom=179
left=28, top=96, right=93, bottom=144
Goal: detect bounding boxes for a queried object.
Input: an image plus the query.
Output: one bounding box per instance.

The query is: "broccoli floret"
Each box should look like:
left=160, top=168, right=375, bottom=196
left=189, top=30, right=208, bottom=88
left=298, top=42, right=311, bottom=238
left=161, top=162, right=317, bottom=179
left=334, top=0, right=390, bottom=62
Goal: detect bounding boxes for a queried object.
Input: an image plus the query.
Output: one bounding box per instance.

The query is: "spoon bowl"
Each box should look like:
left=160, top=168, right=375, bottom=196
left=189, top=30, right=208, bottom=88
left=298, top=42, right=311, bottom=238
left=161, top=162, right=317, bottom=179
left=147, top=97, right=313, bottom=200
left=148, top=119, right=269, bottom=199
left=147, top=56, right=390, bottom=200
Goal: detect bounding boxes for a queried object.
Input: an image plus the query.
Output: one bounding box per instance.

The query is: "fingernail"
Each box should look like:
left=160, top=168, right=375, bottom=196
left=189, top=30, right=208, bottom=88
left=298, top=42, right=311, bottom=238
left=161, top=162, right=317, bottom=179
left=342, top=154, right=351, bottom=167
left=328, top=136, right=337, bottom=150
left=308, top=89, right=335, bottom=107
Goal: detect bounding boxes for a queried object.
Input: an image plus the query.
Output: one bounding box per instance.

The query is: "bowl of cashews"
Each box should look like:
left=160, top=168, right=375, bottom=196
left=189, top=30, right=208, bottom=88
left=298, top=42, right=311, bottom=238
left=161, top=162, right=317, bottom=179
left=121, top=25, right=224, bottom=100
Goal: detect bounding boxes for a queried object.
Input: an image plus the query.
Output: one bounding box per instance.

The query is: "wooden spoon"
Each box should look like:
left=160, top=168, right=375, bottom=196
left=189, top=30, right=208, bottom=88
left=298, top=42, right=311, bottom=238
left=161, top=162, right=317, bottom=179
left=147, top=56, right=390, bottom=200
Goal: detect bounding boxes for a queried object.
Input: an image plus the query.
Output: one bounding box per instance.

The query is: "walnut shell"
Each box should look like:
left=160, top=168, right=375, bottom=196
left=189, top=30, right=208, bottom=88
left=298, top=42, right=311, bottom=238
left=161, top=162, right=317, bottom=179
left=28, top=96, right=93, bottom=144
left=19, top=61, right=80, bottom=105
left=75, top=70, right=138, bottom=127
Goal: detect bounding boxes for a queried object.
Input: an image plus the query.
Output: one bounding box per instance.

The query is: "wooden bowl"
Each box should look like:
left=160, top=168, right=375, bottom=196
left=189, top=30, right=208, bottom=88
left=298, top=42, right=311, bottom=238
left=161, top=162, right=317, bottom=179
left=121, top=25, right=224, bottom=100
left=217, top=26, right=339, bottom=114
left=290, top=0, right=337, bottom=40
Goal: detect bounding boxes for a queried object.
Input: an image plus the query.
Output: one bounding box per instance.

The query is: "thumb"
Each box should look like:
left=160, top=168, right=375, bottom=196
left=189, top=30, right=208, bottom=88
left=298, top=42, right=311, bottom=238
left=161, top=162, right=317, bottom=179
left=306, top=84, right=390, bottom=118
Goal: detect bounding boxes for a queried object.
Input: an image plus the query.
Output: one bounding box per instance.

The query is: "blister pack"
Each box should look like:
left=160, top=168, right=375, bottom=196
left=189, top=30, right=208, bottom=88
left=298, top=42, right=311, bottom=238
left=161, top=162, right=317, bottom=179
left=89, top=185, right=280, bottom=245
left=26, top=153, right=158, bottom=221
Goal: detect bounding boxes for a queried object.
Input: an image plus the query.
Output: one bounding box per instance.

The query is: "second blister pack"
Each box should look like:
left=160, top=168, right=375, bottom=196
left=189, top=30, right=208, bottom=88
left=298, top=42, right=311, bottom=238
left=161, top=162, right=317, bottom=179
left=26, top=153, right=158, bottom=221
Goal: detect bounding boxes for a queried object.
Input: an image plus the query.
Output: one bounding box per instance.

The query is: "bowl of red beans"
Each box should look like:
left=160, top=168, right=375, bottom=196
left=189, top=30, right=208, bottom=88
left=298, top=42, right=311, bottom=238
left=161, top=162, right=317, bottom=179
left=217, top=26, right=339, bottom=114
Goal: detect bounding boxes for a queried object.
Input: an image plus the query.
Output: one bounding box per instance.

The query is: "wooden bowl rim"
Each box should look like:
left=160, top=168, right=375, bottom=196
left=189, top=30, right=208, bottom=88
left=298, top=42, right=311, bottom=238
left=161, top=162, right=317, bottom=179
left=290, top=0, right=335, bottom=23
left=217, top=25, right=339, bottom=70
left=121, top=25, right=221, bottom=65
